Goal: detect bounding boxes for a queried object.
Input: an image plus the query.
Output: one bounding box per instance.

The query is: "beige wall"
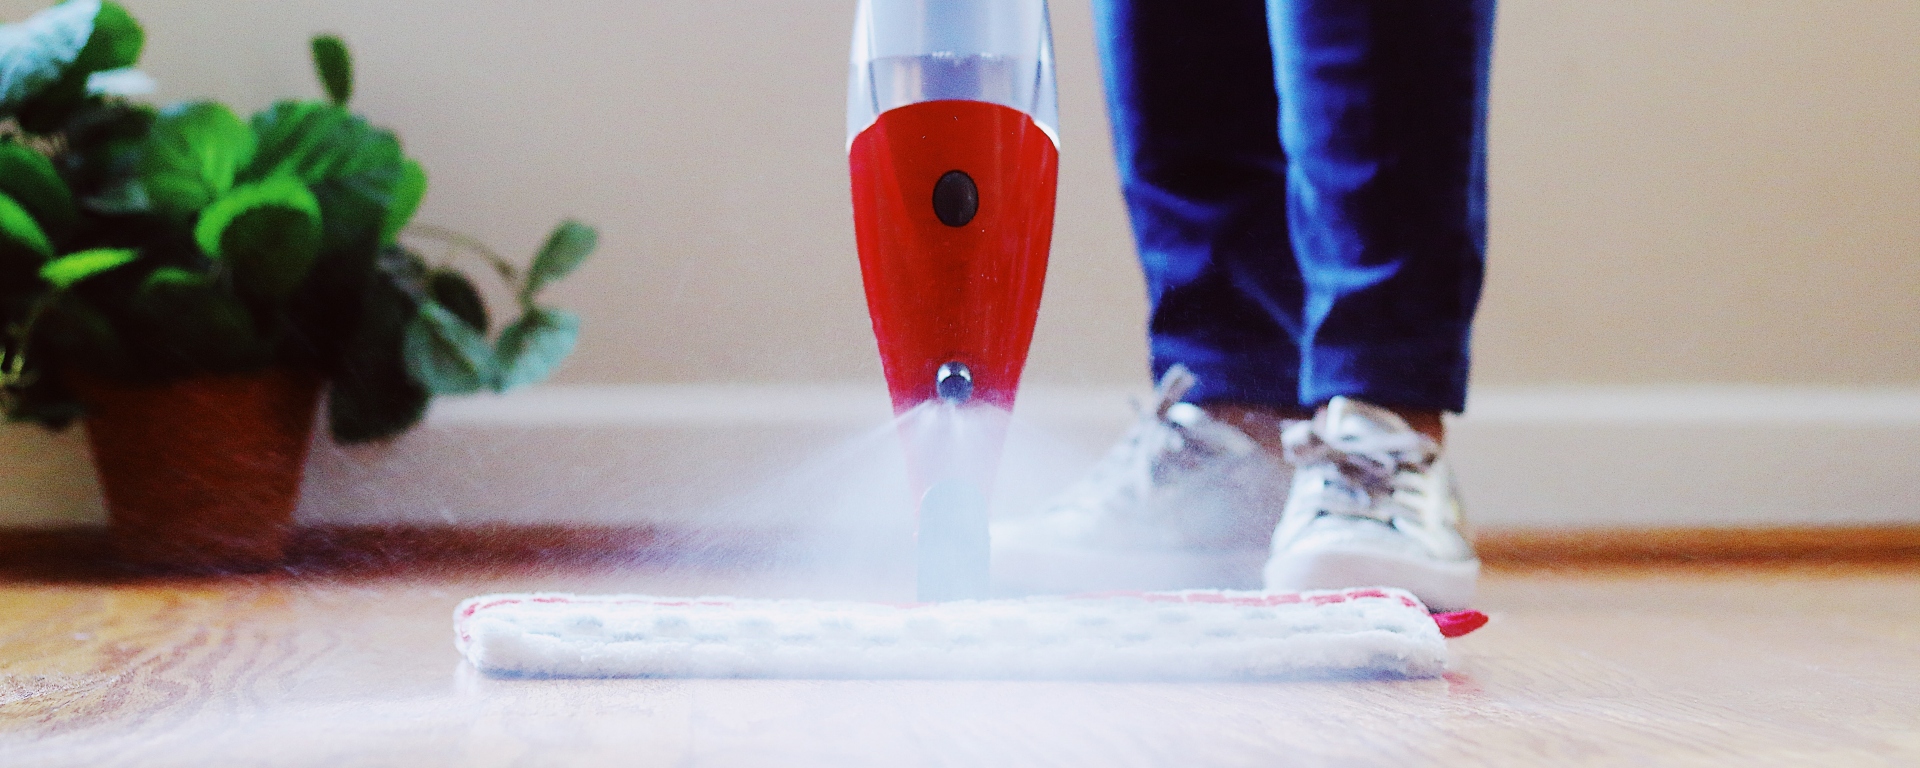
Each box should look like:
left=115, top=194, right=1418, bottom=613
left=4, top=0, right=1918, bottom=388
left=1482, top=1, right=1920, bottom=385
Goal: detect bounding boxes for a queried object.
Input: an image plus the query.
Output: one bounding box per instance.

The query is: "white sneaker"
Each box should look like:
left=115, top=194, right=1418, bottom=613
left=1263, top=397, right=1480, bottom=612
left=990, top=365, right=1291, bottom=594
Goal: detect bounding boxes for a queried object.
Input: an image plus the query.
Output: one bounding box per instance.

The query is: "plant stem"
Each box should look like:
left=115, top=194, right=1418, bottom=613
left=401, top=224, right=521, bottom=287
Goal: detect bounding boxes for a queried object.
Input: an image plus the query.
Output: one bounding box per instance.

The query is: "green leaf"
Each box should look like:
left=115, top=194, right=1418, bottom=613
left=245, top=101, right=411, bottom=258
left=142, top=265, right=202, bottom=288
left=243, top=100, right=354, bottom=183
left=403, top=301, right=497, bottom=395
left=61, top=102, right=156, bottom=214
left=194, top=174, right=321, bottom=258
left=493, top=307, right=579, bottom=392
left=330, top=124, right=403, bottom=183
left=315, top=145, right=407, bottom=266
left=0, top=0, right=98, bottom=113
left=4, top=1, right=142, bottom=132
left=316, top=124, right=404, bottom=242
left=245, top=102, right=416, bottom=263
left=521, top=220, right=597, bottom=305
left=193, top=175, right=323, bottom=299
left=130, top=266, right=265, bottom=374
left=426, top=268, right=487, bottom=333
left=140, top=101, right=256, bottom=218
left=58, top=98, right=153, bottom=153
left=33, top=292, right=127, bottom=378
left=0, top=142, right=77, bottom=241
left=0, top=191, right=54, bottom=259
left=379, top=158, right=425, bottom=244
left=328, top=269, right=429, bottom=443
left=39, top=247, right=135, bottom=288
left=222, top=208, right=324, bottom=299
left=69, top=1, right=141, bottom=74
left=310, top=34, right=352, bottom=107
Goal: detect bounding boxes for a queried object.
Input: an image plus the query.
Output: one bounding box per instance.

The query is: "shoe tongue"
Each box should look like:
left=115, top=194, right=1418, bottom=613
left=1320, top=397, right=1433, bottom=467
left=1323, top=397, right=1407, bottom=437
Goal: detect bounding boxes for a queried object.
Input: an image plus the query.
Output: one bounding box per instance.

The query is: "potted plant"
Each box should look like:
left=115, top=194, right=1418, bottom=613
left=0, top=1, right=599, bottom=570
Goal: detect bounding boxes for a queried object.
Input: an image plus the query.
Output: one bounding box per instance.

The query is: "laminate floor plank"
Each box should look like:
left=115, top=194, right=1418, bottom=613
left=2, top=563, right=1916, bottom=766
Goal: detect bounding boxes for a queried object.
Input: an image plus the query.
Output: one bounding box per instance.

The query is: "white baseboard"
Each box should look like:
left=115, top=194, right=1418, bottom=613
left=6, top=384, right=1919, bottom=531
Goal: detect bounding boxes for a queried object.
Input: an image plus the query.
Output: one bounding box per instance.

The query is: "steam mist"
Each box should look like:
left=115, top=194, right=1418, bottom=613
left=704, top=401, right=1099, bottom=601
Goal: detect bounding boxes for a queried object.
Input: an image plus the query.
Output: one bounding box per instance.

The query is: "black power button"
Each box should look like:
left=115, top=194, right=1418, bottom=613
left=932, top=170, right=979, bottom=227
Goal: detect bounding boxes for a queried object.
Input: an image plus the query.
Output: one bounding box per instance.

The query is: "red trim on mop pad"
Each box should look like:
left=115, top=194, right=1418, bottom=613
left=1433, top=610, right=1488, bottom=638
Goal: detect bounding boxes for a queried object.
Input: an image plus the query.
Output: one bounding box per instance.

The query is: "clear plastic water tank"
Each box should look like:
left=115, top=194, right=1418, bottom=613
left=846, top=0, right=1059, bottom=148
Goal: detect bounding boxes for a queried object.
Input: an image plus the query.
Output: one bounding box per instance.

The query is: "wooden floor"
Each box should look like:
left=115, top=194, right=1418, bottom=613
left=2, top=537, right=1918, bottom=766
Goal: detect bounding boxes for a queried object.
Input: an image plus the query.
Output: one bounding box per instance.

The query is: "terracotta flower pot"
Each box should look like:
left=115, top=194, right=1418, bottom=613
left=72, top=368, right=323, bottom=572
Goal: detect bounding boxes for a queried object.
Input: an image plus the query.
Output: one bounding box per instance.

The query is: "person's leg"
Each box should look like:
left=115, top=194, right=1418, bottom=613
left=996, top=2, right=1496, bottom=602
left=1093, top=0, right=1307, bottom=411
left=1253, top=0, right=1494, bottom=611
left=992, top=2, right=1308, bottom=594
left=1268, top=0, right=1495, bottom=423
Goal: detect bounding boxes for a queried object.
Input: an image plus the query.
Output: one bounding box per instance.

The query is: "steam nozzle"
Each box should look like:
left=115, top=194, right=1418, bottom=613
left=935, top=362, right=974, bottom=404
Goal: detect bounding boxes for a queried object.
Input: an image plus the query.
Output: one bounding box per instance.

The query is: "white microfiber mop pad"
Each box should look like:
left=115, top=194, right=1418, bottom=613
left=455, top=588, right=1483, bottom=680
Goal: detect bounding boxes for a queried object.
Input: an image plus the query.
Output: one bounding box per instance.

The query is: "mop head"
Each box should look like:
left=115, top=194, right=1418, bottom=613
left=455, top=588, right=1487, bottom=680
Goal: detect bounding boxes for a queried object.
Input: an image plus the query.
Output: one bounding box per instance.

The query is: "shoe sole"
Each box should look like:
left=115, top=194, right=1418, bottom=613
left=989, top=545, right=1269, bottom=596
left=1263, top=542, right=1480, bottom=613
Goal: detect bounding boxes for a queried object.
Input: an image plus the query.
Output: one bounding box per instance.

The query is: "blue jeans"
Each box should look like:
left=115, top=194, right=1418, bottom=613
left=1094, top=0, right=1495, bottom=413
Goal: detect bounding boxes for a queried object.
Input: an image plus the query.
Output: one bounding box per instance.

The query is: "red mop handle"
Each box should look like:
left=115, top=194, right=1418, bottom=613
left=849, top=99, right=1058, bottom=415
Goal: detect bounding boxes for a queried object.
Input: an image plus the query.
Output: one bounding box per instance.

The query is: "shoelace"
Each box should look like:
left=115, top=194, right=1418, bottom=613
left=1064, top=366, right=1202, bottom=515
left=1280, top=402, right=1439, bottom=518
